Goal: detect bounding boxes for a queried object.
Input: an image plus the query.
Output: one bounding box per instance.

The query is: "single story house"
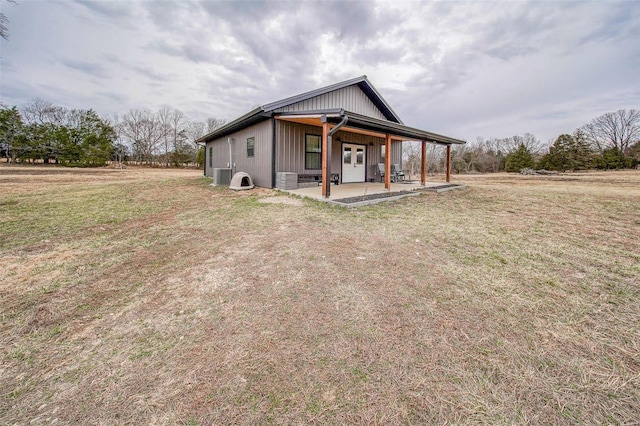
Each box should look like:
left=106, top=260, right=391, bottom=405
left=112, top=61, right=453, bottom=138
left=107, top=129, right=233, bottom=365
left=198, top=75, right=465, bottom=198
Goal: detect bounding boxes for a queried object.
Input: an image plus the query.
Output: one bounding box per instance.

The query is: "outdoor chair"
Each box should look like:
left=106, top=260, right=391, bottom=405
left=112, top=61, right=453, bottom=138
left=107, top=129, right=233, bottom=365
left=392, top=164, right=405, bottom=182
left=377, top=163, right=386, bottom=182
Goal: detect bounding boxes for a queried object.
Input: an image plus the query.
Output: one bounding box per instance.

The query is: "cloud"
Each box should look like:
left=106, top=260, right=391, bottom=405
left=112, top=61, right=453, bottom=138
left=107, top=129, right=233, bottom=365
left=1, top=0, right=637, bottom=144
left=61, top=59, right=108, bottom=78
left=96, top=91, right=128, bottom=105
left=72, top=0, right=138, bottom=29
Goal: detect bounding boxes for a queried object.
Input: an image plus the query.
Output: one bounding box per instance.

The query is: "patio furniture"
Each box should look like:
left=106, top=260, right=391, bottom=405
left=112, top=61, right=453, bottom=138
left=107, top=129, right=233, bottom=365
left=298, top=174, right=340, bottom=186
left=392, top=164, right=405, bottom=182
left=377, top=163, right=386, bottom=182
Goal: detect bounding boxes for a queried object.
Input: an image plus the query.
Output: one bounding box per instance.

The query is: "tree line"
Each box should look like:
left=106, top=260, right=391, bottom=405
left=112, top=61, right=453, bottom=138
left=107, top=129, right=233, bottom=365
left=0, top=99, right=225, bottom=167
left=2, top=98, right=638, bottom=172
left=404, top=109, right=640, bottom=174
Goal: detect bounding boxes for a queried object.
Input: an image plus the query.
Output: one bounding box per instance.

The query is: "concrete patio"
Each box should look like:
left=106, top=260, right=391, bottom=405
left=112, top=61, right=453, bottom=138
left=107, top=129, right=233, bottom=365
left=283, top=180, right=462, bottom=206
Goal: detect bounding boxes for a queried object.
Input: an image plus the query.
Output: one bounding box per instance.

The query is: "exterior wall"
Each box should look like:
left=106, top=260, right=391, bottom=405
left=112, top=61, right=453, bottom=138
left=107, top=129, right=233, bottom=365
left=276, top=120, right=403, bottom=183
left=205, top=119, right=273, bottom=188
left=276, top=120, right=326, bottom=175
left=274, top=85, right=388, bottom=120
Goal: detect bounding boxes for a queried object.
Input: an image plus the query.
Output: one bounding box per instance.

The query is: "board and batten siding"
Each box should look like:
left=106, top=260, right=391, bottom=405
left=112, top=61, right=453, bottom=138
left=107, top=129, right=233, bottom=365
left=206, top=119, right=273, bottom=188
left=274, top=85, right=387, bottom=120
left=276, top=120, right=402, bottom=183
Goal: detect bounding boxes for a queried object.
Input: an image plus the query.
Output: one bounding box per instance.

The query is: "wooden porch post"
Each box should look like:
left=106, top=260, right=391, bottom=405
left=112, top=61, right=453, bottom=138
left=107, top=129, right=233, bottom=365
left=322, top=121, right=330, bottom=198
left=385, top=134, right=391, bottom=190
left=446, top=144, right=451, bottom=183
left=421, top=140, right=426, bottom=186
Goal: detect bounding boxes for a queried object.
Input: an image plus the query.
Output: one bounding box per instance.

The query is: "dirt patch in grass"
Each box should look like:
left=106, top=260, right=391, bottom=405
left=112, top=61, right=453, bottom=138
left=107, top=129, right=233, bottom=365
left=258, top=195, right=304, bottom=206
left=1, top=167, right=638, bottom=424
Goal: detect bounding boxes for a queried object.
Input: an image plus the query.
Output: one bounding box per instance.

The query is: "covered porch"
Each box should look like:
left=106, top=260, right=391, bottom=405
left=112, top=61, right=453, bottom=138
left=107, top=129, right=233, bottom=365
left=275, top=109, right=465, bottom=198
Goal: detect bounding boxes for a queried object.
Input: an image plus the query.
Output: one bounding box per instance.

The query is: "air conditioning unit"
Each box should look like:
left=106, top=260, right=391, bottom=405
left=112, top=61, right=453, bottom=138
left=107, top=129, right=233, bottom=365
left=212, top=168, right=232, bottom=186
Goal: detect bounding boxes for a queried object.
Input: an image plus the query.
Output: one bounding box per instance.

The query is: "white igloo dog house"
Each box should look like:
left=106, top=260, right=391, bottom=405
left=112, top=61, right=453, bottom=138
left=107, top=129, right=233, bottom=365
left=229, top=172, right=255, bottom=191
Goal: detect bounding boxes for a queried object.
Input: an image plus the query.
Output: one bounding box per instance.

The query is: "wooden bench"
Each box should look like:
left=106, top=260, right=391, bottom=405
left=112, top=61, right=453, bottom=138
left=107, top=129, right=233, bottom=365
left=298, top=173, right=340, bottom=186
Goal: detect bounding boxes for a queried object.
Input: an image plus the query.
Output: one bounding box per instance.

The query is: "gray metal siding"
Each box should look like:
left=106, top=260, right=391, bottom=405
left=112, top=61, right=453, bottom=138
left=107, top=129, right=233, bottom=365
left=276, top=121, right=322, bottom=175
left=276, top=120, right=402, bottom=183
left=274, top=85, right=388, bottom=120
left=206, top=120, right=273, bottom=188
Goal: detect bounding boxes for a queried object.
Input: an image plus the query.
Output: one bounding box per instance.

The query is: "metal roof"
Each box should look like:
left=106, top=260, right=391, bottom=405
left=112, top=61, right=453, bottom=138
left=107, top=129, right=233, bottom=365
left=326, top=111, right=465, bottom=145
left=198, top=107, right=270, bottom=143
left=197, top=77, right=464, bottom=145
left=275, top=110, right=465, bottom=145
left=261, top=75, right=403, bottom=124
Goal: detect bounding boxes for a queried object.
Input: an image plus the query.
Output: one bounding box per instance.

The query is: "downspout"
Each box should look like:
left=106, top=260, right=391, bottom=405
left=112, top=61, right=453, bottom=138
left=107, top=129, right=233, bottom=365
left=271, top=117, right=277, bottom=188
left=321, top=113, right=348, bottom=198
left=227, top=137, right=233, bottom=172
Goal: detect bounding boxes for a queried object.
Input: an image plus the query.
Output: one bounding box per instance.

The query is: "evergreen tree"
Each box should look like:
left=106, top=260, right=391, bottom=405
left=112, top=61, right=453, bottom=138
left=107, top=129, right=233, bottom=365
left=595, top=148, right=633, bottom=170
left=538, top=133, right=594, bottom=172
left=0, top=106, right=25, bottom=162
left=505, top=144, right=535, bottom=172
left=626, top=141, right=640, bottom=165
left=196, top=146, right=205, bottom=168
left=56, top=110, right=115, bottom=166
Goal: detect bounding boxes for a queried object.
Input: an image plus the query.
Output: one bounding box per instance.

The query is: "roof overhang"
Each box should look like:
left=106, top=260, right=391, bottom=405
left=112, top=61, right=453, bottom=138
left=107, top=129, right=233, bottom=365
left=276, top=110, right=465, bottom=145
left=197, top=107, right=270, bottom=143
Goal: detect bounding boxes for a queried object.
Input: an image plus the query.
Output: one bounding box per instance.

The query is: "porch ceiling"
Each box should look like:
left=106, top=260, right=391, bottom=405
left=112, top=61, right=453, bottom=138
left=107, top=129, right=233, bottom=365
left=275, top=110, right=465, bottom=146
left=276, top=115, right=394, bottom=140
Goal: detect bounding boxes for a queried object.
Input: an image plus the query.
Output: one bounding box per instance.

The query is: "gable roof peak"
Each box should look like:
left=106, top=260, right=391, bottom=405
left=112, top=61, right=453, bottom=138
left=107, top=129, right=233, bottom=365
left=261, top=75, right=402, bottom=124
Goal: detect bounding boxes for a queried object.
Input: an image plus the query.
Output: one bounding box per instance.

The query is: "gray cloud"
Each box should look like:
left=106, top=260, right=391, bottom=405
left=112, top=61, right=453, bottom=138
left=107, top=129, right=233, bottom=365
left=60, top=59, right=108, bottom=78
left=1, top=0, right=637, bottom=144
left=72, top=0, right=138, bottom=29
left=577, top=2, right=640, bottom=45
left=145, top=39, right=221, bottom=64
left=96, top=91, right=128, bottom=104
left=102, top=54, right=171, bottom=81
left=197, top=0, right=290, bottom=25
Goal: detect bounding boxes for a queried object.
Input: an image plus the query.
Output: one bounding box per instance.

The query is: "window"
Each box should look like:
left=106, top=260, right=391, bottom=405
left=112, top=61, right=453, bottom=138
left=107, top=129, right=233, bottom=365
left=381, top=145, right=386, bottom=162
left=305, top=134, right=322, bottom=169
left=246, top=137, right=255, bottom=157
left=356, top=148, right=364, bottom=165
left=209, top=147, right=212, bottom=167
left=343, top=147, right=352, bottom=164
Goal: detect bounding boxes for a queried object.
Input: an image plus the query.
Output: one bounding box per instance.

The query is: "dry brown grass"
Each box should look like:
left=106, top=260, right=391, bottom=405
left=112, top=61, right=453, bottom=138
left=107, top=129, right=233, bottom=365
left=1, top=165, right=638, bottom=425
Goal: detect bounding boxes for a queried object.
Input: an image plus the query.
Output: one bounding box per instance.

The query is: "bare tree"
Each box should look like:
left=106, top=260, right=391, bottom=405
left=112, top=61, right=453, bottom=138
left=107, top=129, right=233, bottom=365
left=110, top=115, right=128, bottom=167
left=401, top=142, right=448, bottom=175
left=402, top=142, right=421, bottom=178
left=206, top=117, right=225, bottom=134
left=581, top=109, right=640, bottom=152
left=170, top=109, right=184, bottom=145
left=472, top=137, right=507, bottom=172
left=157, top=107, right=172, bottom=167
left=0, top=12, right=8, bottom=41
left=501, top=133, right=544, bottom=154
left=185, top=120, right=206, bottom=148
left=168, top=109, right=187, bottom=165
left=426, top=144, right=444, bottom=173
left=452, top=144, right=478, bottom=173
left=119, top=109, right=164, bottom=165
left=21, top=98, right=66, bottom=125
left=185, top=117, right=225, bottom=146
left=0, top=0, right=16, bottom=41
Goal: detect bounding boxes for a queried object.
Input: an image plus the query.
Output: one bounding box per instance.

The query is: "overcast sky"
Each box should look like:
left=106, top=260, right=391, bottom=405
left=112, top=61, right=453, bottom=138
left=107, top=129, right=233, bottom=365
left=1, top=0, right=639, bottom=143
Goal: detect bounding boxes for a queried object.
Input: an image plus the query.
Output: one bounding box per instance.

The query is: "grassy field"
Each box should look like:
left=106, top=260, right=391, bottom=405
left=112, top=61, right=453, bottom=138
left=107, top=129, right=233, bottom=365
left=1, top=166, right=638, bottom=424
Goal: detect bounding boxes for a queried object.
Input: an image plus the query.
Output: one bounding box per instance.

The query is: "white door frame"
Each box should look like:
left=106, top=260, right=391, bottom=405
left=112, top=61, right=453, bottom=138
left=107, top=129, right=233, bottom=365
left=341, top=142, right=366, bottom=183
